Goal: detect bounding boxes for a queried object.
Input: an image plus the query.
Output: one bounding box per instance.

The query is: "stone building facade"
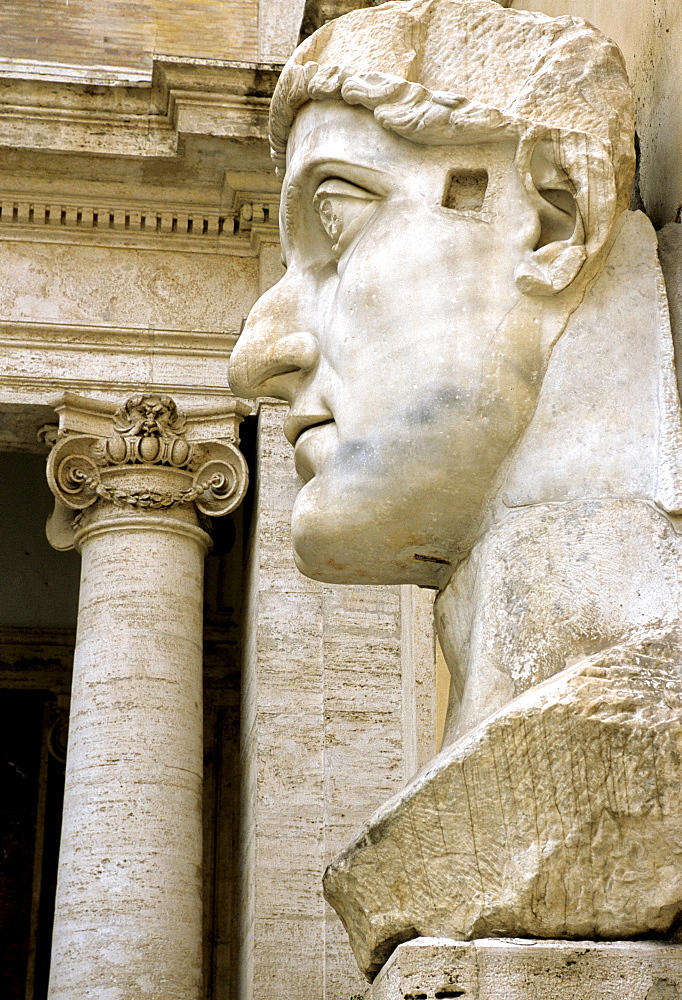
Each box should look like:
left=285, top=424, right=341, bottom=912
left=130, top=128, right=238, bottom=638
left=0, top=1, right=679, bottom=998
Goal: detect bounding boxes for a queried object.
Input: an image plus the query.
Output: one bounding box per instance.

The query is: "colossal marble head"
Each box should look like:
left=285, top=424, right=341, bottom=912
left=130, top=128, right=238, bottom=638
left=229, top=0, right=639, bottom=588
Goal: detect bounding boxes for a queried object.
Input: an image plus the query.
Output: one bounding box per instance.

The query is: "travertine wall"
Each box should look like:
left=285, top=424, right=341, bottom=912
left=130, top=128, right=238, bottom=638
left=0, top=242, right=257, bottom=333
left=0, top=0, right=259, bottom=71
left=0, top=0, right=306, bottom=73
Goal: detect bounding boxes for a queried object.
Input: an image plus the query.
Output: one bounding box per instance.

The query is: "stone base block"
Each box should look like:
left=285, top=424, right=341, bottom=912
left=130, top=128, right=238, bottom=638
left=369, top=938, right=682, bottom=1000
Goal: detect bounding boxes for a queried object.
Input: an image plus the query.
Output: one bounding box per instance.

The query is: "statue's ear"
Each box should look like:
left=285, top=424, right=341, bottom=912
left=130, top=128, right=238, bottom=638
left=514, top=141, right=587, bottom=296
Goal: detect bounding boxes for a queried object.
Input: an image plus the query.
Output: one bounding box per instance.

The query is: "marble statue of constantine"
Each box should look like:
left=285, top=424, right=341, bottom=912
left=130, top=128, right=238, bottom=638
left=230, top=0, right=682, bottom=991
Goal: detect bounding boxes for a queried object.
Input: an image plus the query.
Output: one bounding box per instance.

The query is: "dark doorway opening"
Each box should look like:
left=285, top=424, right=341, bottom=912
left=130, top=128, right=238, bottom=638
left=0, top=689, right=67, bottom=1000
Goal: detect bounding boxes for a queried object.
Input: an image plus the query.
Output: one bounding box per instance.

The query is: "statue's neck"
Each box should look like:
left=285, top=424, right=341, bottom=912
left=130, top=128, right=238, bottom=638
left=434, top=498, right=682, bottom=746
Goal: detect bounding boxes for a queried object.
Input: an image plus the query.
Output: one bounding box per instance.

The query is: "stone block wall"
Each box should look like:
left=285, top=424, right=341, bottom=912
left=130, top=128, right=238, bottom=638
left=0, top=0, right=306, bottom=74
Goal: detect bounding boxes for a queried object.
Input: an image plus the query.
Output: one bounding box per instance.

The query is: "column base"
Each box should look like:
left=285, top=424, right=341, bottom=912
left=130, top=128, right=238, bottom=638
left=369, top=938, right=682, bottom=1000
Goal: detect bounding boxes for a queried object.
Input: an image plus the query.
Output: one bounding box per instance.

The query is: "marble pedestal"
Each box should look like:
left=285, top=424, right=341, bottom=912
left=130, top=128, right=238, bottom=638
left=370, top=938, right=682, bottom=1000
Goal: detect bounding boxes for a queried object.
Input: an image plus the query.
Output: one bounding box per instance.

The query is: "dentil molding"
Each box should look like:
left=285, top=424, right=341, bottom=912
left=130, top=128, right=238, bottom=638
left=0, top=60, right=283, bottom=252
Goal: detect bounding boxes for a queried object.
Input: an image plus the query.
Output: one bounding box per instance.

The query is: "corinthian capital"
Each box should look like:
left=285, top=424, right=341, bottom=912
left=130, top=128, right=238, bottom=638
left=44, top=392, right=251, bottom=550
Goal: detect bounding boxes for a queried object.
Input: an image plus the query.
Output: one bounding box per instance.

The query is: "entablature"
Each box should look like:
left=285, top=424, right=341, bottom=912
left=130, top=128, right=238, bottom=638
left=0, top=58, right=281, bottom=157
left=0, top=57, right=279, bottom=455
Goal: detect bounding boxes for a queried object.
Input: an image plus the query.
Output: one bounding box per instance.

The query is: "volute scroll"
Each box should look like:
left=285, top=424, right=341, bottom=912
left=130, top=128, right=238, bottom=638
left=43, top=393, right=251, bottom=547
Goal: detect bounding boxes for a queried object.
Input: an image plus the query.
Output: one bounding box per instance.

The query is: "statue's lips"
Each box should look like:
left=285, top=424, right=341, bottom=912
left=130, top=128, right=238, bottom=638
left=287, top=418, right=336, bottom=482
left=284, top=413, right=335, bottom=447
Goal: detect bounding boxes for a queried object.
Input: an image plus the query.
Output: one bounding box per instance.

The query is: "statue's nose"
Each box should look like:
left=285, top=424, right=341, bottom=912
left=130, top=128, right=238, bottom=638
left=228, top=326, right=319, bottom=400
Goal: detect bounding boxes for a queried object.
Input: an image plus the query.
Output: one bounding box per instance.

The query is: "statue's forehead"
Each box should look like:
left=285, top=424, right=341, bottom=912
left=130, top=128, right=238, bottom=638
left=286, top=101, right=404, bottom=174
left=285, top=100, right=516, bottom=184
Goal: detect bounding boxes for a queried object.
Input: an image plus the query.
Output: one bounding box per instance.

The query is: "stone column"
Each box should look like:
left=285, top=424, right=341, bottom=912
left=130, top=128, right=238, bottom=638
left=44, top=392, right=249, bottom=1000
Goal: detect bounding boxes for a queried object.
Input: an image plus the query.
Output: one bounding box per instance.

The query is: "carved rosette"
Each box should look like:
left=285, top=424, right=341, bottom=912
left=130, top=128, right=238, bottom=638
left=45, top=394, right=249, bottom=549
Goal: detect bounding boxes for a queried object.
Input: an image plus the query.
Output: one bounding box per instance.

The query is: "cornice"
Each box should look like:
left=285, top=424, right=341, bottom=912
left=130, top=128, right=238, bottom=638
left=0, top=57, right=282, bottom=157
left=0, top=374, right=242, bottom=403
left=0, top=320, right=240, bottom=354
left=0, top=59, right=285, bottom=249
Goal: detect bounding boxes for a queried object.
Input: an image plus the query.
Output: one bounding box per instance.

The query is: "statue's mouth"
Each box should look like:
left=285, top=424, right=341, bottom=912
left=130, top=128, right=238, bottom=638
left=286, top=416, right=337, bottom=483
left=284, top=413, right=335, bottom=447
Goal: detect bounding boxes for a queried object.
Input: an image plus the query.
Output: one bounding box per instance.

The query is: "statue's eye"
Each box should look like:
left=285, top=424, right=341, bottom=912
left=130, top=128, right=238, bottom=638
left=313, top=178, right=379, bottom=259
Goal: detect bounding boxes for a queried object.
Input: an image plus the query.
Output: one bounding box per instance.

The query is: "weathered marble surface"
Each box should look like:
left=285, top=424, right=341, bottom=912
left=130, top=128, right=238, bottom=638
left=230, top=0, right=639, bottom=583
left=436, top=211, right=682, bottom=742
left=659, top=222, right=682, bottom=399
left=325, top=627, right=682, bottom=979
left=511, top=0, right=682, bottom=229
left=370, top=938, right=682, bottom=1000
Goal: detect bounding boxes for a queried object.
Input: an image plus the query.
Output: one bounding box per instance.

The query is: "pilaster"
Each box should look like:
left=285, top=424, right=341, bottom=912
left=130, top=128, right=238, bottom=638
left=238, top=402, right=437, bottom=1000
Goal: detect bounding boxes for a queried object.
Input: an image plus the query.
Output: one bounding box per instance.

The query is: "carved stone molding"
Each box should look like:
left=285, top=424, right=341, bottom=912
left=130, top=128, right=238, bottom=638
left=0, top=323, right=242, bottom=418
left=45, top=391, right=250, bottom=550
left=0, top=60, right=281, bottom=159
left=106, top=394, right=190, bottom=466
left=0, top=191, right=280, bottom=251
left=0, top=61, right=282, bottom=257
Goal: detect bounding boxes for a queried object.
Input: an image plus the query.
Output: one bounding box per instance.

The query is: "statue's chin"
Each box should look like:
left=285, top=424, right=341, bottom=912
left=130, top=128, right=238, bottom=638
left=290, top=493, right=450, bottom=589
left=290, top=507, right=383, bottom=584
